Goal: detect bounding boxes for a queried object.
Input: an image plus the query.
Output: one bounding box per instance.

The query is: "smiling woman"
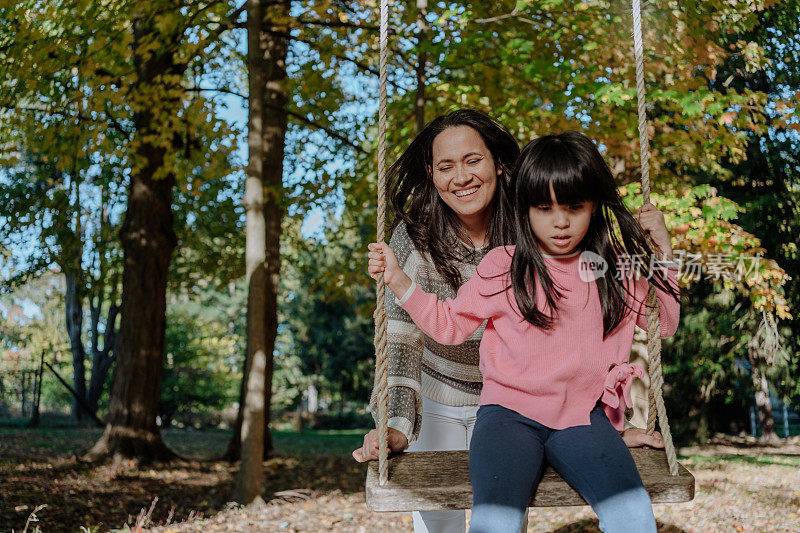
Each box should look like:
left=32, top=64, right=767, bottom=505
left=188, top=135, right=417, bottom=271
left=351, top=109, right=519, bottom=533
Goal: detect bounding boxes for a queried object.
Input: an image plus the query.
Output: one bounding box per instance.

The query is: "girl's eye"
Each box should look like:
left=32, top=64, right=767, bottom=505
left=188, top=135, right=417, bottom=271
left=438, top=166, right=452, bottom=172
left=569, top=204, right=584, bottom=210
left=468, top=159, right=480, bottom=165
left=534, top=205, right=551, bottom=211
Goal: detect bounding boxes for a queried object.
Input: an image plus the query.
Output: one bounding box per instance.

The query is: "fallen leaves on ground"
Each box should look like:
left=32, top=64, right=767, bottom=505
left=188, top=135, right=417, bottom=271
left=2, top=429, right=799, bottom=532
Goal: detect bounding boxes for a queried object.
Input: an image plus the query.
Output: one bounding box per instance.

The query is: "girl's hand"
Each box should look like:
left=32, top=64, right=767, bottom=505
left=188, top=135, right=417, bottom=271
left=368, top=242, right=413, bottom=298
left=636, top=203, right=674, bottom=261
left=352, top=427, right=409, bottom=462
left=620, top=427, right=665, bottom=449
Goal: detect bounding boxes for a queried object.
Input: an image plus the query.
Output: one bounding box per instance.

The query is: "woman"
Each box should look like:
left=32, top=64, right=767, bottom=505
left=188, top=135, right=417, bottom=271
left=352, top=110, right=662, bottom=533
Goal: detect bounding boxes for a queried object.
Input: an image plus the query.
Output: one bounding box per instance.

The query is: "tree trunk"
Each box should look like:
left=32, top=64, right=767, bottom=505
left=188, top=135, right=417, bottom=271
left=65, top=270, right=89, bottom=422
left=261, top=27, right=288, bottom=458
left=30, top=352, right=45, bottom=427
left=227, top=1, right=289, bottom=469
left=86, top=298, right=119, bottom=413
left=64, top=171, right=90, bottom=422
left=233, top=0, right=272, bottom=505
left=84, top=13, right=182, bottom=464
left=751, top=357, right=779, bottom=443
left=746, top=332, right=779, bottom=443
left=86, top=184, right=120, bottom=414
left=224, top=349, right=247, bottom=461
left=20, top=371, right=28, bottom=418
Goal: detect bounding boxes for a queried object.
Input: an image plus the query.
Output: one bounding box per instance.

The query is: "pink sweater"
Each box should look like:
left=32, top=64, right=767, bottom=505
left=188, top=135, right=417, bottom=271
left=398, top=245, right=680, bottom=431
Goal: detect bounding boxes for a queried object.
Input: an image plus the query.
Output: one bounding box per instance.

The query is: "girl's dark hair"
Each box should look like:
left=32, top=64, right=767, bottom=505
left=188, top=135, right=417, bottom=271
left=510, top=131, right=680, bottom=337
left=388, top=109, right=520, bottom=290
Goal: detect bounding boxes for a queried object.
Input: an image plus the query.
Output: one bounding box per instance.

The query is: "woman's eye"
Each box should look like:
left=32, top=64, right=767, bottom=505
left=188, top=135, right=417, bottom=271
left=468, top=159, right=480, bottom=165
left=570, top=204, right=584, bottom=210
left=438, top=166, right=452, bottom=172
left=535, top=205, right=551, bottom=211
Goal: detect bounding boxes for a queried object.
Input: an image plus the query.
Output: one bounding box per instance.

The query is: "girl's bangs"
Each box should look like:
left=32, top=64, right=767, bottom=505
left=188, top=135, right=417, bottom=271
left=517, top=141, right=595, bottom=207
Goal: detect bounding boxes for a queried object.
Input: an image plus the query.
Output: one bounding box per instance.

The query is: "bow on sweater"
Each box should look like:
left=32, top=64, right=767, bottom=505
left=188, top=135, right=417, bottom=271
left=600, top=362, right=644, bottom=410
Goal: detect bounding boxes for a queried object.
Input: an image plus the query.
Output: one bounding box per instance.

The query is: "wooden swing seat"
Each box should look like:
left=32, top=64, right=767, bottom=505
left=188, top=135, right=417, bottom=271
left=366, top=448, right=694, bottom=512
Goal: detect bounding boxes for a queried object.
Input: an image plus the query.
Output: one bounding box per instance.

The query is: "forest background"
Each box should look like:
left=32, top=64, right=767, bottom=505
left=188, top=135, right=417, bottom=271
left=1, top=0, right=799, bottom=502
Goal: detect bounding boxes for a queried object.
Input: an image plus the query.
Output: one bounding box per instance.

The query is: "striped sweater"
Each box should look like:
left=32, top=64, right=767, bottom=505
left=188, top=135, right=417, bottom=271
left=369, top=222, right=487, bottom=443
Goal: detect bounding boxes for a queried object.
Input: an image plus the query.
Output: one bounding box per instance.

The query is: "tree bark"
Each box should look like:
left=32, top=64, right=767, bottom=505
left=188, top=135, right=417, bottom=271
left=749, top=349, right=779, bottom=443
left=233, top=0, right=289, bottom=503
left=233, top=0, right=272, bottom=505
left=64, top=170, right=90, bottom=422
left=65, top=270, right=89, bottom=422
left=86, top=297, right=119, bottom=413
left=227, top=0, right=289, bottom=469
left=260, top=26, right=288, bottom=459
left=84, top=12, right=183, bottom=464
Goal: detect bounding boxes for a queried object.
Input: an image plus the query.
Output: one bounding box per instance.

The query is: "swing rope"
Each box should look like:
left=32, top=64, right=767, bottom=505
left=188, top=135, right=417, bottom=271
left=373, top=0, right=390, bottom=486
left=632, top=0, right=679, bottom=475
left=372, top=0, right=680, bottom=488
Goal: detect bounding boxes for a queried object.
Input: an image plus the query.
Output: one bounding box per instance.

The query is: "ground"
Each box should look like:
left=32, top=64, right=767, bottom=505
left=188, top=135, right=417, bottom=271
left=2, top=427, right=799, bottom=532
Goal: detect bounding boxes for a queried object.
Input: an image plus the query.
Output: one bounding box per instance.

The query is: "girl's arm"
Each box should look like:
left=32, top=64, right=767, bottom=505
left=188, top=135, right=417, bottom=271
left=637, top=202, right=674, bottom=262
left=368, top=242, right=493, bottom=345
left=634, top=266, right=680, bottom=337
left=635, top=203, right=681, bottom=337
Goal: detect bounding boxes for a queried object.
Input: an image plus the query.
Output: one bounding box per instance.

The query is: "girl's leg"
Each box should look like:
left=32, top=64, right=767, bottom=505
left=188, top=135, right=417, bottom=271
left=464, top=407, right=529, bottom=533
left=407, top=396, right=471, bottom=533
left=544, top=405, right=656, bottom=533
left=468, top=405, right=545, bottom=533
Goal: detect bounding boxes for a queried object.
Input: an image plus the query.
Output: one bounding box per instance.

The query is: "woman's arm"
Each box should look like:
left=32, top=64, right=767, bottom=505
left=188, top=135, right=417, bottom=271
left=355, top=228, right=427, bottom=461
left=620, top=427, right=665, bottom=448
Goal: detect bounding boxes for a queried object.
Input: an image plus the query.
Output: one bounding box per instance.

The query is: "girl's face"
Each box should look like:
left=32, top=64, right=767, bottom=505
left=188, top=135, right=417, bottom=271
left=528, top=183, right=596, bottom=256
left=431, top=125, right=501, bottom=227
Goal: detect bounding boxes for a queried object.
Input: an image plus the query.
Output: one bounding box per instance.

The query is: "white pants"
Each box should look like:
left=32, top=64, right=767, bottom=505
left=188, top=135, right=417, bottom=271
left=406, top=396, right=529, bottom=533
left=406, top=395, right=477, bottom=533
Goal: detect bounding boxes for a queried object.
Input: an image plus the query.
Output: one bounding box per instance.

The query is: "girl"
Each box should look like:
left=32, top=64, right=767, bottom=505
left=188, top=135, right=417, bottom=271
left=367, top=131, right=681, bottom=533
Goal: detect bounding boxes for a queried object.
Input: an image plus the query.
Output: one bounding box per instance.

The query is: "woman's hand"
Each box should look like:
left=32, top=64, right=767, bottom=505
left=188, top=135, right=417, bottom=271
left=636, top=203, right=674, bottom=261
left=620, top=427, right=664, bottom=448
left=368, top=242, right=413, bottom=298
left=352, top=427, right=409, bottom=462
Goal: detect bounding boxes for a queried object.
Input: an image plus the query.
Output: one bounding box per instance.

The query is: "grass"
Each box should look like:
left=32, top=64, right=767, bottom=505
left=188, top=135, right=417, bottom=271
left=0, top=425, right=370, bottom=459
left=272, top=428, right=367, bottom=456
left=682, top=452, right=800, bottom=468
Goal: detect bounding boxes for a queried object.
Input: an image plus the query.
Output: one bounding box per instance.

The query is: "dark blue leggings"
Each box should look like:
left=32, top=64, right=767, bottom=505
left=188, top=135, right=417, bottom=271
left=468, top=404, right=656, bottom=533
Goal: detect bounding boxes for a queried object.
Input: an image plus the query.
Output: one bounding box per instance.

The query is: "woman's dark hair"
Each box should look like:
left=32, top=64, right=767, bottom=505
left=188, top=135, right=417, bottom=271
left=388, top=109, right=520, bottom=290
left=510, top=131, right=681, bottom=337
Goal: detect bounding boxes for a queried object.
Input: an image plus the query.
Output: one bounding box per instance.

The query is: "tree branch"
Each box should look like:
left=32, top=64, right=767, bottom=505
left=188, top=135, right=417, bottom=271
left=186, top=86, right=247, bottom=99
left=290, top=36, right=407, bottom=91
left=184, top=88, right=366, bottom=153
left=473, top=9, right=521, bottom=24
left=293, top=18, right=381, bottom=32
left=2, top=105, right=132, bottom=138
left=268, top=103, right=367, bottom=154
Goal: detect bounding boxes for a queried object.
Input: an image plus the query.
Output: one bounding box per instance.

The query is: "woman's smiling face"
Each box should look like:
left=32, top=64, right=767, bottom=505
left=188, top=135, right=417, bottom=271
left=431, top=125, right=500, bottom=227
